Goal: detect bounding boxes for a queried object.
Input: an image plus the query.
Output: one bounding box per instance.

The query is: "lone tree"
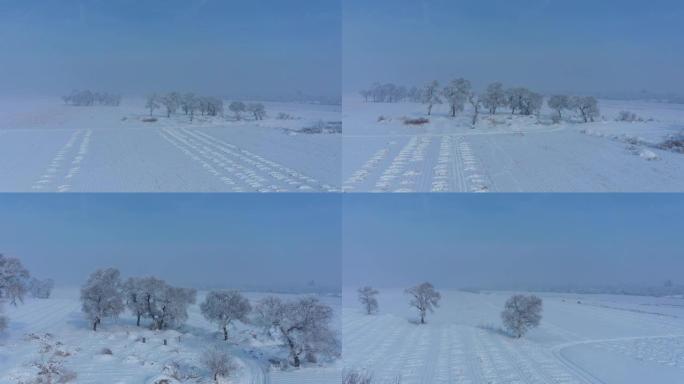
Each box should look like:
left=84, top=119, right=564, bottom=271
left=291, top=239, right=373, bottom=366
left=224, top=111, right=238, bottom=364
left=254, top=296, right=339, bottom=367
left=357, top=286, right=379, bottom=315
left=501, top=294, right=543, bottom=338
left=0, top=254, right=30, bottom=305
left=421, top=80, right=442, bottom=116
left=201, top=290, right=252, bottom=341
left=80, top=268, right=124, bottom=331
left=405, top=282, right=440, bottom=324
left=201, top=348, right=236, bottom=384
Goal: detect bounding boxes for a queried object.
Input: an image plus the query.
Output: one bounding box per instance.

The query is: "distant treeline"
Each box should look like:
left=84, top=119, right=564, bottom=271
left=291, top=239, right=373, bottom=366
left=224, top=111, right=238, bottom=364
left=62, top=90, right=122, bottom=106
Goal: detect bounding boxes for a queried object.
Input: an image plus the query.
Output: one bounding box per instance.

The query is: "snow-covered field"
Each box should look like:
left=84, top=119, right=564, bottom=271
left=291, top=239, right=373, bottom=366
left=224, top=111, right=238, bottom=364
left=343, top=289, right=684, bottom=384
left=0, top=288, right=340, bottom=384
left=343, top=98, right=684, bottom=192
left=0, top=99, right=340, bottom=192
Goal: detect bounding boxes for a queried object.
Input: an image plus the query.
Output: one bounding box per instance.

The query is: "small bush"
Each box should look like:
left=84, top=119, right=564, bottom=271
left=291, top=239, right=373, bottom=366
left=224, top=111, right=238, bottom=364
left=99, top=347, right=113, bottom=355
left=344, top=370, right=373, bottom=384
left=141, top=117, right=158, bottom=123
left=616, top=110, right=643, bottom=122
left=403, top=117, right=429, bottom=126
left=658, top=134, right=684, bottom=153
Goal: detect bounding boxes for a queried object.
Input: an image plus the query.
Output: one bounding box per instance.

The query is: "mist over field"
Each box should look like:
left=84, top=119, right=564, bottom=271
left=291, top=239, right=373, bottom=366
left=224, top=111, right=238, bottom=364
left=0, top=0, right=341, bottom=102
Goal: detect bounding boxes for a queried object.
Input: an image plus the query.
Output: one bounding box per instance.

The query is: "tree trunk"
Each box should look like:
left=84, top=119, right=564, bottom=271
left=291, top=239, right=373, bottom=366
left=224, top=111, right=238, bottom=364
left=421, top=313, right=425, bottom=324
left=136, top=314, right=141, bottom=327
left=223, top=326, right=228, bottom=341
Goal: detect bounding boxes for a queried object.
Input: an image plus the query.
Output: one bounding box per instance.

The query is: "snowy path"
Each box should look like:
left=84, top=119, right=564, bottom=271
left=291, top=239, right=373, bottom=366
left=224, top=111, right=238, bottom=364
left=30, top=129, right=92, bottom=192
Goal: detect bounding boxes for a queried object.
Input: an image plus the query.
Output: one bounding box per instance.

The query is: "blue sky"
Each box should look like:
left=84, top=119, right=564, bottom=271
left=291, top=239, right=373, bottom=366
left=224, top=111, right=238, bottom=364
left=0, top=194, right=341, bottom=291
left=343, top=194, right=684, bottom=289
left=344, top=0, right=684, bottom=95
left=0, top=0, right=340, bottom=99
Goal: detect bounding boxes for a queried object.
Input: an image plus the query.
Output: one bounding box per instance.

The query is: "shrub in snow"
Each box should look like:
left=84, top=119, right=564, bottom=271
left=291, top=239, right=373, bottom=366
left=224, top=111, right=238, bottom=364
left=403, top=117, right=429, bottom=126
left=344, top=370, right=374, bottom=384
left=442, top=78, right=471, bottom=117
left=616, top=110, right=642, bottom=122
left=80, top=268, right=125, bottom=331
left=99, top=347, right=113, bottom=355
left=658, top=134, right=684, bottom=153
left=254, top=296, right=339, bottom=367
left=201, top=290, right=252, bottom=341
left=405, top=282, right=441, bottom=324
left=501, top=294, right=543, bottom=338
left=358, top=286, right=379, bottom=315
left=201, top=348, right=237, bottom=383
left=421, top=81, right=442, bottom=116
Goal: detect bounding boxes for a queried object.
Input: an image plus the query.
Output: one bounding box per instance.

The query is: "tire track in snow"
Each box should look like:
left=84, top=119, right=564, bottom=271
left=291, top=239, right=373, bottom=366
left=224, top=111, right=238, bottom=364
left=31, top=129, right=91, bottom=192
left=160, top=128, right=333, bottom=192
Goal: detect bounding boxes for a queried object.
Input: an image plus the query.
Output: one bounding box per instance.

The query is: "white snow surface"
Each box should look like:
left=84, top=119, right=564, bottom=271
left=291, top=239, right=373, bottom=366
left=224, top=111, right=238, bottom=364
left=0, top=288, right=340, bottom=384
left=343, top=97, right=684, bottom=192
left=343, top=289, right=684, bottom=384
left=0, top=98, right=340, bottom=192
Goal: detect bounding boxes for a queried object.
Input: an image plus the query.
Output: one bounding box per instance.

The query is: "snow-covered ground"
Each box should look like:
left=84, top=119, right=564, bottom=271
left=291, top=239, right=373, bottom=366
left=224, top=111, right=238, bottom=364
left=343, top=289, right=684, bottom=384
left=0, top=98, right=340, bottom=192
left=0, top=288, right=340, bottom=384
left=343, top=98, right=684, bottom=192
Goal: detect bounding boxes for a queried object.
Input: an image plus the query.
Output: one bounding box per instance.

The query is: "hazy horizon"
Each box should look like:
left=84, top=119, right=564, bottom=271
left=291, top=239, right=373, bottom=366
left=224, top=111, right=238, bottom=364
left=344, top=0, right=684, bottom=96
left=0, top=194, right=342, bottom=291
left=343, top=194, right=684, bottom=290
left=0, top=0, right=341, bottom=101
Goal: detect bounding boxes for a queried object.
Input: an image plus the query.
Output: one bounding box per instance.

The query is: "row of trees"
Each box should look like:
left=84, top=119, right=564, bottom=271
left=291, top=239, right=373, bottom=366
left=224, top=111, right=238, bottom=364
left=361, top=80, right=600, bottom=124
left=358, top=283, right=543, bottom=338
left=145, top=93, right=266, bottom=121
left=62, top=90, right=121, bottom=106
left=80, top=267, right=338, bottom=368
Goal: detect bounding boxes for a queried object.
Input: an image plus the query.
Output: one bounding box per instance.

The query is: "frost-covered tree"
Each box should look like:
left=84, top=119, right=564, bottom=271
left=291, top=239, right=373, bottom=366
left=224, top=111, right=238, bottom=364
left=28, top=277, right=54, bottom=299
left=161, top=92, right=181, bottom=118
left=181, top=93, right=196, bottom=115
left=547, top=95, right=570, bottom=122
left=501, top=294, right=543, bottom=338
left=507, top=87, right=543, bottom=116
left=254, top=296, right=338, bottom=367
left=0, top=254, right=30, bottom=305
left=482, top=82, right=507, bottom=114
left=80, top=268, right=124, bottom=331
left=149, top=283, right=196, bottom=330
left=247, top=103, right=266, bottom=120
left=229, top=101, right=246, bottom=120
left=422, top=81, right=442, bottom=116
left=570, top=96, right=600, bottom=123
left=405, top=282, right=440, bottom=324
left=343, top=370, right=374, bottom=384
left=201, top=348, right=236, bottom=383
left=206, top=97, right=224, bottom=116
left=357, top=286, right=379, bottom=315
left=442, top=78, right=471, bottom=117
left=145, top=93, right=160, bottom=116
left=201, top=290, right=252, bottom=341
left=468, top=92, right=482, bottom=125
left=123, top=276, right=157, bottom=327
